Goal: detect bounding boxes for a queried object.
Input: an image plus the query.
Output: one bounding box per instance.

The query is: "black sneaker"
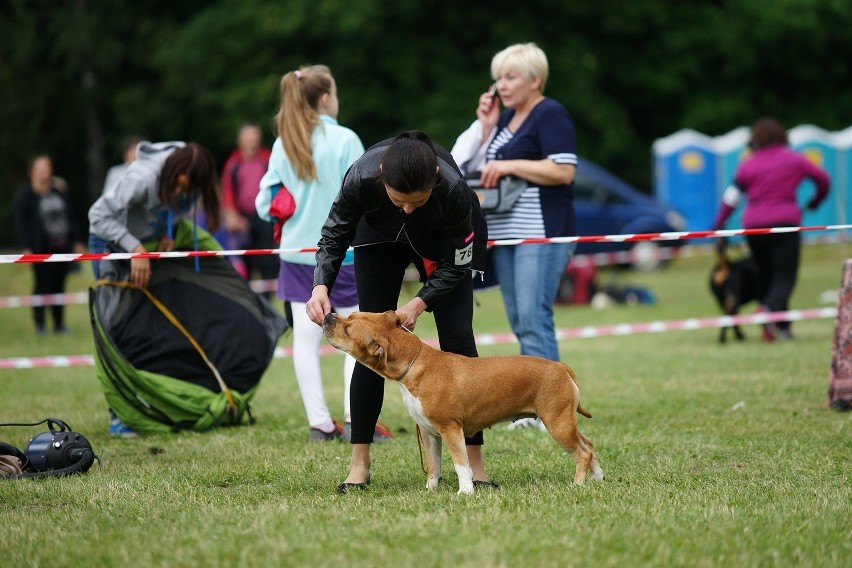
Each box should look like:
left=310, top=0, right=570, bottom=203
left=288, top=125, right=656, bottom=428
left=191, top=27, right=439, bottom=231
left=309, top=420, right=342, bottom=442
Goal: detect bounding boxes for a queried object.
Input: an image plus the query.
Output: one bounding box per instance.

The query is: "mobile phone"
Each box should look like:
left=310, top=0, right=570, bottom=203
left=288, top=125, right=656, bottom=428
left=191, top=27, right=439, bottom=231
left=487, top=83, right=498, bottom=107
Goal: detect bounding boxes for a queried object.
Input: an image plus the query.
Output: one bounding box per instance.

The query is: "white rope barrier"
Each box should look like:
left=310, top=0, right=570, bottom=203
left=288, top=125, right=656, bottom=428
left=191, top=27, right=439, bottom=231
left=0, top=307, right=836, bottom=370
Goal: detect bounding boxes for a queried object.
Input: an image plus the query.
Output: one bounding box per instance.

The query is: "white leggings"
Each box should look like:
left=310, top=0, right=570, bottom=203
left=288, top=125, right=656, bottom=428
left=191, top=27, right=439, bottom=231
left=290, top=301, right=358, bottom=427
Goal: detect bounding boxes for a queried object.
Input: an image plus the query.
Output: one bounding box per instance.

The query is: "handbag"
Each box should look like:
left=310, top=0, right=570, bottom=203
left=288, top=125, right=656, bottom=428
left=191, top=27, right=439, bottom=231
left=464, top=174, right=528, bottom=213
left=269, top=183, right=296, bottom=242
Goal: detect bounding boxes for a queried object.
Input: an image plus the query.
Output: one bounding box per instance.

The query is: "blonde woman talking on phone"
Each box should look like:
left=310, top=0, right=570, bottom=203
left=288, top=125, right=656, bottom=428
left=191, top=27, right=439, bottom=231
left=452, top=43, right=578, bottom=431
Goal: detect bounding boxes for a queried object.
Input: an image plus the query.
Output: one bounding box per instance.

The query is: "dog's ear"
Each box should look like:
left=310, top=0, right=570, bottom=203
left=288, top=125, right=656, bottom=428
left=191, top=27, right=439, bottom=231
left=368, top=338, right=389, bottom=370
left=382, top=310, right=407, bottom=329
left=369, top=339, right=385, bottom=358
left=382, top=310, right=401, bottom=326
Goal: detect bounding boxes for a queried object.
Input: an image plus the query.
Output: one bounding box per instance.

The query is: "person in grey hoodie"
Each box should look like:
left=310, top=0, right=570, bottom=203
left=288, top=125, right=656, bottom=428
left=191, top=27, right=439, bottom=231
left=88, top=140, right=221, bottom=437
left=88, top=141, right=221, bottom=288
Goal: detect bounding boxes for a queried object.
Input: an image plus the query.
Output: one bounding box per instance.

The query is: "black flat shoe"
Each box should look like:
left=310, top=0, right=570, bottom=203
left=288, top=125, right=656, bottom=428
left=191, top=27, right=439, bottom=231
left=336, top=482, right=368, bottom=494
left=473, top=480, right=500, bottom=490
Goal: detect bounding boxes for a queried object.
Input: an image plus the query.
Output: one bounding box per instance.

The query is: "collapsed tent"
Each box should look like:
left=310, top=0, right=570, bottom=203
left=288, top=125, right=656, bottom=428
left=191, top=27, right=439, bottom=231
left=89, top=241, right=288, bottom=433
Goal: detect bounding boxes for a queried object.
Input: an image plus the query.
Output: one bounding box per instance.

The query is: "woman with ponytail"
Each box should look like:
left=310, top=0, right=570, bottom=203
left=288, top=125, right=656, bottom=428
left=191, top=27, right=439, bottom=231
left=256, top=65, right=366, bottom=442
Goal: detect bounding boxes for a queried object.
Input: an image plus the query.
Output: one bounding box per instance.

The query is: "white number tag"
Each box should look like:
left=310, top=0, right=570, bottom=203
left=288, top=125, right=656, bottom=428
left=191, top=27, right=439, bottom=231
left=454, top=243, right=473, bottom=265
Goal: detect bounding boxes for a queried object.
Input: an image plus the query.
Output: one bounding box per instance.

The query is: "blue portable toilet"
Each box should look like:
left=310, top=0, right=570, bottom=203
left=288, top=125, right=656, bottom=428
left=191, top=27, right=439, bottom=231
left=833, top=125, right=852, bottom=236
left=713, top=127, right=751, bottom=239
left=652, top=129, right=717, bottom=232
left=789, top=125, right=839, bottom=240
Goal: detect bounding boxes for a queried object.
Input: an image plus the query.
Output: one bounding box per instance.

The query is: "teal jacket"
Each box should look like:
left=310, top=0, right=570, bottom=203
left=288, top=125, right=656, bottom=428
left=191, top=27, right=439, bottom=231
left=256, top=115, right=364, bottom=265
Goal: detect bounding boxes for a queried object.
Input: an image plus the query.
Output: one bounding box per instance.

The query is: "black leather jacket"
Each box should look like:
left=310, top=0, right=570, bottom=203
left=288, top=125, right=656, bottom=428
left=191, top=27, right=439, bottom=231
left=314, top=138, right=488, bottom=309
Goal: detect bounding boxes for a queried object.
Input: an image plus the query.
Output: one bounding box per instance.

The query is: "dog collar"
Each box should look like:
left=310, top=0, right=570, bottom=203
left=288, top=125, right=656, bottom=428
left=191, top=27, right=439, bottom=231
left=395, top=340, right=423, bottom=381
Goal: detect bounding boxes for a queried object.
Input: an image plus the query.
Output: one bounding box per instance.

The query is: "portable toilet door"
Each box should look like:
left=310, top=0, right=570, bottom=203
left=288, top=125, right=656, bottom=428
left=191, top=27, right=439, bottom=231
left=713, top=126, right=751, bottom=241
left=789, top=125, right=840, bottom=240
left=652, top=129, right=718, bottom=232
left=833, top=125, right=852, bottom=239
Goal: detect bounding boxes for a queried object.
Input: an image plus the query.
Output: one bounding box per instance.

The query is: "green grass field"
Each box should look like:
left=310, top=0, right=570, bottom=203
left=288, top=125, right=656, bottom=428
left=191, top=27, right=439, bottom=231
left=1, top=242, right=850, bottom=567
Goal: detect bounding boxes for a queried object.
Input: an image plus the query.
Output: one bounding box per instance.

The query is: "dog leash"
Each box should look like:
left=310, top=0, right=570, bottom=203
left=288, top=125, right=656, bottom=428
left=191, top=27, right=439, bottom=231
left=398, top=323, right=428, bottom=474
left=416, top=425, right=428, bottom=475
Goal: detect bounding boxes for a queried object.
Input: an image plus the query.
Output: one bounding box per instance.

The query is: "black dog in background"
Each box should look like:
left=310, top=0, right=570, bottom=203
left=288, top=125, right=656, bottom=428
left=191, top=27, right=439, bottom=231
left=709, top=238, right=759, bottom=343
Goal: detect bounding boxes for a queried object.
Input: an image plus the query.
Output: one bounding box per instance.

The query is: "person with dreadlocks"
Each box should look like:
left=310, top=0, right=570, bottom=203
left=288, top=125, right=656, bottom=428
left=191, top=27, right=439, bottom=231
left=89, top=141, right=221, bottom=288
left=88, top=141, right=221, bottom=436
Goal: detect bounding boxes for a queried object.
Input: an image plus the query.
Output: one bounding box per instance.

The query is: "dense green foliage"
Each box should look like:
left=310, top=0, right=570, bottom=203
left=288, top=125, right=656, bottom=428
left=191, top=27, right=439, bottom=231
left=1, top=0, right=850, bottom=245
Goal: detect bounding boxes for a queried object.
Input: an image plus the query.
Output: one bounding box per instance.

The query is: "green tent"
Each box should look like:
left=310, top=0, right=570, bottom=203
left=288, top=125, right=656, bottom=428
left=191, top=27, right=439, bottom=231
left=89, top=223, right=288, bottom=433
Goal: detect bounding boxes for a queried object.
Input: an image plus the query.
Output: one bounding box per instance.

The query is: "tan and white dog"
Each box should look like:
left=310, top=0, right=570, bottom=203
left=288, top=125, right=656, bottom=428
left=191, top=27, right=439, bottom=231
left=322, top=310, right=604, bottom=494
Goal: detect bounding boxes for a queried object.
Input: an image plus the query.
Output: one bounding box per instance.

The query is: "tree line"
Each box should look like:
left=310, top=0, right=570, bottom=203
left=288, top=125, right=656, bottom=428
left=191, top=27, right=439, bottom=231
left=1, top=0, right=849, bottom=246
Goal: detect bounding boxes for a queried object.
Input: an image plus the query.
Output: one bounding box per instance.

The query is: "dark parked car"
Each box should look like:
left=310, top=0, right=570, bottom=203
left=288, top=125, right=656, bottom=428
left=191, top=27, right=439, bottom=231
left=573, top=157, right=686, bottom=267
left=473, top=158, right=687, bottom=297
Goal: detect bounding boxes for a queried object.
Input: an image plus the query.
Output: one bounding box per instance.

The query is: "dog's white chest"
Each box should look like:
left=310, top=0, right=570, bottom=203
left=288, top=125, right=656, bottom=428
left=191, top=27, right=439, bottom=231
left=397, top=383, right=439, bottom=436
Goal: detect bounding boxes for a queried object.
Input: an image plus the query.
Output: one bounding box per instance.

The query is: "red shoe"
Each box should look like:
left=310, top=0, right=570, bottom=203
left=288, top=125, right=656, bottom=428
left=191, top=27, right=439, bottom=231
left=374, top=421, right=394, bottom=441
left=756, top=305, right=776, bottom=342
left=341, top=421, right=394, bottom=443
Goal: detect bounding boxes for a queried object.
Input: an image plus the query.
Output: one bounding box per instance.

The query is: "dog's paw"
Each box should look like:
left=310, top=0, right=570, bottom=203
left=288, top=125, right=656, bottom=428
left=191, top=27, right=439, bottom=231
left=426, top=476, right=440, bottom=491
left=590, top=463, right=605, bottom=482
left=457, top=484, right=475, bottom=495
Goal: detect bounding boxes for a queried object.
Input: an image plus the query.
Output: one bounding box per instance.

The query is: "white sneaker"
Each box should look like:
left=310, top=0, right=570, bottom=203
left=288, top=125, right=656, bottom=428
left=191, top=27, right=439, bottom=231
left=507, top=417, right=546, bottom=431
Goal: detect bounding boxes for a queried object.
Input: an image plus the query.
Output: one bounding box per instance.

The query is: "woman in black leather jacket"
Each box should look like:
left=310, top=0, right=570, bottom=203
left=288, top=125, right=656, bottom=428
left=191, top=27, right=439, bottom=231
left=306, top=130, right=495, bottom=493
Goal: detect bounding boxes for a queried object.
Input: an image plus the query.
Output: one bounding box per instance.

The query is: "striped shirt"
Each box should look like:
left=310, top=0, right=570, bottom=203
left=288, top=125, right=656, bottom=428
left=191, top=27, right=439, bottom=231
left=483, top=97, right=577, bottom=240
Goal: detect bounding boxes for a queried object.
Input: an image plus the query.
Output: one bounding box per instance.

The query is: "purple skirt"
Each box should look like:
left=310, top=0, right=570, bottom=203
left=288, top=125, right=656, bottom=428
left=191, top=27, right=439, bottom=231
left=278, top=260, right=358, bottom=307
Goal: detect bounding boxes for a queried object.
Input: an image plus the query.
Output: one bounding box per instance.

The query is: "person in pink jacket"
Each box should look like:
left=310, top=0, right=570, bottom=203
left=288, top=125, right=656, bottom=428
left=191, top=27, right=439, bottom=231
left=220, top=123, right=276, bottom=282
left=713, top=117, right=830, bottom=341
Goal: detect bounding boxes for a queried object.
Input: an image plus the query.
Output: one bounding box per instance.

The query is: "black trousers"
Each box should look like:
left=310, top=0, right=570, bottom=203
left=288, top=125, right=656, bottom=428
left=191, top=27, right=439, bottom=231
left=746, top=231, right=800, bottom=330
left=31, top=262, right=70, bottom=330
left=349, top=242, right=482, bottom=445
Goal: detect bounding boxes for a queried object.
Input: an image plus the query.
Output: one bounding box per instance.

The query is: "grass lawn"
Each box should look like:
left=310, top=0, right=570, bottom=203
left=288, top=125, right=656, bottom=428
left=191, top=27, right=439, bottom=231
left=1, top=242, right=850, bottom=567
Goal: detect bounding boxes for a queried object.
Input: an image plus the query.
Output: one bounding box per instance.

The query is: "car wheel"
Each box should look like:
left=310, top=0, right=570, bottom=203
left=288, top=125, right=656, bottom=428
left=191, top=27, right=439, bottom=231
left=556, top=273, right=575, bottom=304
left=631, top=241, right=664, bottom=271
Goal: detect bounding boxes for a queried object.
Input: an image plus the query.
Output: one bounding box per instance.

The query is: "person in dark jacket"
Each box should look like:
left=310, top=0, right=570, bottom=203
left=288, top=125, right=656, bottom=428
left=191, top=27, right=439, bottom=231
left=14, top=154, right=86, bottom=334
left=306, top=130, right=495, bottom=493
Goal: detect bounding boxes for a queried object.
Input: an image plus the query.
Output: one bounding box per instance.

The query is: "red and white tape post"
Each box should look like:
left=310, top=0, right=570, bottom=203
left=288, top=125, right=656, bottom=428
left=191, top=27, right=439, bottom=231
left=828, top=259, right=852, bottom=409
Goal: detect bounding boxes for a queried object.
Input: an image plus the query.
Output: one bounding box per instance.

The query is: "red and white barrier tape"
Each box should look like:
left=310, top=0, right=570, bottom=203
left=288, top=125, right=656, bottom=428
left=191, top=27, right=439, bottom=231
left=0, top=307, right=835, bottom=370
left=0, top=292, right=89, bottom=308
left=2, top=224, right=850, bottom=264
left=0, top=280, right=278, bottom=308
left=0, top=246, right=699, bottom=308
left=1, top=232, right=846, bottom=308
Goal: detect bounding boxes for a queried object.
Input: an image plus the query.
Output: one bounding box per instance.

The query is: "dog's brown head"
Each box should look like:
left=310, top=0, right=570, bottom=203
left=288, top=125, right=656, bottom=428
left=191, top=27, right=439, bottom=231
left=322, top=310, right=419, bottom=381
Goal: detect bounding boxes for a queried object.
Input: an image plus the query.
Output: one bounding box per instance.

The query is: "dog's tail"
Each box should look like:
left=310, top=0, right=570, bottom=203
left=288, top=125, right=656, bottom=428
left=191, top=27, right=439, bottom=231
left=564, top=363, right=594, bottom=419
